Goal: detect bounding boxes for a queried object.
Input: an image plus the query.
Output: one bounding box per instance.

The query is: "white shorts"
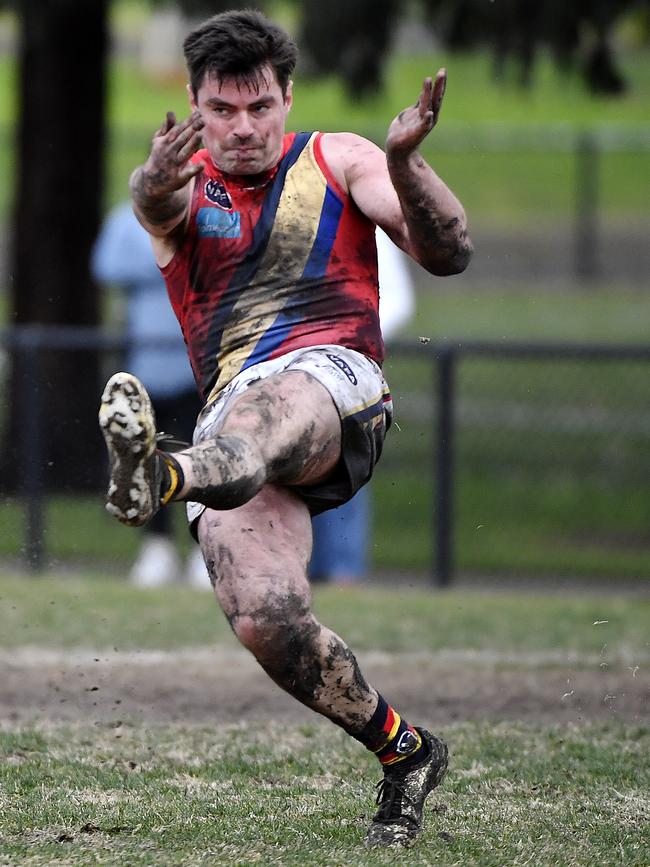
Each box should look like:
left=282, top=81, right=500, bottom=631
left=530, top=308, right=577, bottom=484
left=186, top=345, right=392, bottom=533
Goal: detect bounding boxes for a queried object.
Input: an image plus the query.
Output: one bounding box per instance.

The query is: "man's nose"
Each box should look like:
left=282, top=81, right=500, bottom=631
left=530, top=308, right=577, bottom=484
left=232, top=112, right=254, bottom=139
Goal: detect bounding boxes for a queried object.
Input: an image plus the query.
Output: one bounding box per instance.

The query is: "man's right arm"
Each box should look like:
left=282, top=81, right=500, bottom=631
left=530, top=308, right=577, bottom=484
left=130, top=111, right=205, bottom=238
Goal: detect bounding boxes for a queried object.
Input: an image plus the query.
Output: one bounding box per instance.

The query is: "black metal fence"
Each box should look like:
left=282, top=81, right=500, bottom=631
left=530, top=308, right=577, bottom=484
left=1, top=326, right=649, bottom=584
left=378, top=339, right=650, bottom=584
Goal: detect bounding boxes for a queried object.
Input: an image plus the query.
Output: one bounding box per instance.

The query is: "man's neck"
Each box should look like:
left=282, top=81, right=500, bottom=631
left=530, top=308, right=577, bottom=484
left=221, top=164, right=280, bottom=189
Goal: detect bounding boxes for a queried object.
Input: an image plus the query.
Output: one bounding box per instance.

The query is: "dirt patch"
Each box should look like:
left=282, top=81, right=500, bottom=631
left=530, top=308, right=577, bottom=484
left=2, top=647, right=647, bottom=727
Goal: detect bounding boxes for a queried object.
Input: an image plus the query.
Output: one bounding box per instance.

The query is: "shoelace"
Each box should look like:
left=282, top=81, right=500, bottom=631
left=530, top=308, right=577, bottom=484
left=374, top=777, right=415, bottom=822
left=155, top=432, right=190, bottom=450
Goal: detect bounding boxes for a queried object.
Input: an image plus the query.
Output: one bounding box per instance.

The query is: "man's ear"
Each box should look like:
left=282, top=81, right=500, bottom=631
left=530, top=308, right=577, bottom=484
left=284, top=80, right=293, bottom=112
left=187, top=83, right=197, bottom=111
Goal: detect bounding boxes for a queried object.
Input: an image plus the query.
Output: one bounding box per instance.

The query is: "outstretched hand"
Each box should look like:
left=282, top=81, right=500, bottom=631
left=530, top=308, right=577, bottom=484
left=141, top=111, right=205, bottom=194
left=386, top=69, right=446, bottom=158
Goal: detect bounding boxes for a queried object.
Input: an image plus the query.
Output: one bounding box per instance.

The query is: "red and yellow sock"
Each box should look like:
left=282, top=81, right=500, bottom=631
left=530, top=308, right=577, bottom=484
left=157, top=450, right=185, bottom=505
left=352, top=695, right=426, bottom=767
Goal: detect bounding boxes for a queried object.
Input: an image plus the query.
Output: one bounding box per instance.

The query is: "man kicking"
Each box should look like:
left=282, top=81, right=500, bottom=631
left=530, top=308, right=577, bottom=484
left=99, top=9, right=472, bottom=847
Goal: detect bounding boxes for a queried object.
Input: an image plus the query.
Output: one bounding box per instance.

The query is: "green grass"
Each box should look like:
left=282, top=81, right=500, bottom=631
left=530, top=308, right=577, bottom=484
left=406, top=286, right=650, bottom=345
left=372, top=346, right=650, bottom=578
left=101, top=46, right=650, bottom=133
left=0, top=575, right=648, bottom=864
left=373, top=470, right=650, bottom=578
left=1, top=720, right=648, bottom=866
left=0, top=574, right=650, bottom=867
left=0, top=575, right=647, bottom=657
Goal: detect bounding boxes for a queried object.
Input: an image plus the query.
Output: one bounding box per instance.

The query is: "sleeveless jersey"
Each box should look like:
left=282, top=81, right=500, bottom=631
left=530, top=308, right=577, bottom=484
left=161, top=131, right=383, bottom=403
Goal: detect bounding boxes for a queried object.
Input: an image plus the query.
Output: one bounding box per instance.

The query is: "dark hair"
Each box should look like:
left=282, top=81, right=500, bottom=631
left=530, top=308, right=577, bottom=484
left=183, top=9, right=298, bottom=97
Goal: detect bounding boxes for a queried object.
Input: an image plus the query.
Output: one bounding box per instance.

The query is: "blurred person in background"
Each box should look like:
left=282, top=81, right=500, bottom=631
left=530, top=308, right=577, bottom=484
left=309, top=227, right=415, bottom=584
left=98, top=9, right=471, bottom=848
left=92, top=201, right=209, bottom=589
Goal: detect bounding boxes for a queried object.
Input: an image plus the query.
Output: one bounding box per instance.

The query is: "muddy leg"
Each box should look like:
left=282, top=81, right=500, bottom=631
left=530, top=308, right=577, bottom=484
left=197, top=484, right=378, bottom=732
left=171, top=371, right=342, bottom=510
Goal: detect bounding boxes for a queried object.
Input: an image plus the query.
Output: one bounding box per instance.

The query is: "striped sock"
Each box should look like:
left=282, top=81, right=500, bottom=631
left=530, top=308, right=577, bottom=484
left=352, top=695, right=426, bottom=767
left=157, top=451, right=185, bottom=505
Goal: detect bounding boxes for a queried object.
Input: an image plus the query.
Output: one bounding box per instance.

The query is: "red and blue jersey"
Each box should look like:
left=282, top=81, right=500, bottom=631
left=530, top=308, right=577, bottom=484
left=161, top=131, right=383, bottom=403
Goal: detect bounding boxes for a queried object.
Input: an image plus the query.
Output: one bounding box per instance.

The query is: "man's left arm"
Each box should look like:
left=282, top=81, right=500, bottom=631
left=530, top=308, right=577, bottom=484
left=337, top=70, right=473, bottom=277
left=386, top=71, right=472, bottom=275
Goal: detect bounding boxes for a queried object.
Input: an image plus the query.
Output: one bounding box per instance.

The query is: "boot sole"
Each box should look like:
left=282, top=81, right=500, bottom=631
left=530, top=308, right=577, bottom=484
left=99, top=372, right=157, bottom=527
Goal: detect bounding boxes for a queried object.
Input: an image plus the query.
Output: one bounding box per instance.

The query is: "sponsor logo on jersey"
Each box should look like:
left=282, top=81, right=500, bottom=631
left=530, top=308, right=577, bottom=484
left=197, top=207, right=241, bottom=239
left=205, top=179, right=233, bottom=209
left=396, top=729, right=419, bottom=755
left=326, top=353, right=358, bottom=385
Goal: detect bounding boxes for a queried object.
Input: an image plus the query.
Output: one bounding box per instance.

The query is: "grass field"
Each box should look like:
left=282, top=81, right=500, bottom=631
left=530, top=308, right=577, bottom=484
left=2, top=575, right=649, bottom=652
left=1, top=575, right=648, bottom=865
left=0, top=40, right=649, bottom=221
left=2, top=721, right=648, bottom=866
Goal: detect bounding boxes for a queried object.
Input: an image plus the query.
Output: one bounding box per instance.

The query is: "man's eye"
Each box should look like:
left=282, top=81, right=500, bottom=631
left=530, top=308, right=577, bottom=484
left=254, top=104, right=269, bottom=113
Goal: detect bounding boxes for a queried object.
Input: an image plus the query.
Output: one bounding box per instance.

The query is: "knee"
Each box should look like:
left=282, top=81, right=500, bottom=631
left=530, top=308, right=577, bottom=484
left=231, top=614, right=288, bottom=660
left=230, top=611, right=318, bottom=665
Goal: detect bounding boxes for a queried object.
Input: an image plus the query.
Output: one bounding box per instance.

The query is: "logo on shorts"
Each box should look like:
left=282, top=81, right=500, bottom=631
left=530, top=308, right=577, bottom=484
left=205, top=179, right=233, bottom=209
left=396, top=729, right=419, bottom=755
left=326, top=353, right=357, bottom=385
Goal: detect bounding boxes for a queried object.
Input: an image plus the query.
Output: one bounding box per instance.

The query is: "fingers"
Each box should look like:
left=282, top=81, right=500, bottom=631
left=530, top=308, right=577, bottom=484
left=432, top=68, right=447, bottom=117
left=175, top=129, right=204, bottom=166
left=150, top=110, right=205, bottom=170
left=416, top=69, right=447, bottom=128
left=388, top=69, right=449, bottom=154
left=154, top=110, right=204, bottom=141
left=156, top=111, right=176, bottom=137
left=418, top=77, right=433, bottom=118
left=181, top=160, right=205, bottom=181
left=166, top=111, right=204, bottom=144
left=143, top=109, right=205, bottom=192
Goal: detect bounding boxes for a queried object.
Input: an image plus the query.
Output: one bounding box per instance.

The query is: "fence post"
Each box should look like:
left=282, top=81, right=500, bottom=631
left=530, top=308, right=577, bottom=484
left=19, top=331, right=46, bottom=572
left=435, top=347, right=455, bottom=586
left=575, top=131, right=600, bottom=282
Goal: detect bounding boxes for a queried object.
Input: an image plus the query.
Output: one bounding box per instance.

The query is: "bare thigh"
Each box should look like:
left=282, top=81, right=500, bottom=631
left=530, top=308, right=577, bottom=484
left=198, top=483, right=313, bottom=618
left=219, top=369, right=341, bottom=486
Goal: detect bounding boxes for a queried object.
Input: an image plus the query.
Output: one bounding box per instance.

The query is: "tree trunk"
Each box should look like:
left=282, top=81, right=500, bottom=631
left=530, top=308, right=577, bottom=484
left=5, top=0, right=108, bottom=492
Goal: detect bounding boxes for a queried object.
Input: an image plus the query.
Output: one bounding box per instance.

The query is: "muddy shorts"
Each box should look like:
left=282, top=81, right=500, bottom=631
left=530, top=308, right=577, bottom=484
left=186, top=344, right=393, bottom=536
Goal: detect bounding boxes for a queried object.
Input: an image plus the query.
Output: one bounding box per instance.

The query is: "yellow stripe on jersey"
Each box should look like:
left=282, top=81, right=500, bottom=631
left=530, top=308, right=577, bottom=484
left=213, top=133, right=328, bottom=395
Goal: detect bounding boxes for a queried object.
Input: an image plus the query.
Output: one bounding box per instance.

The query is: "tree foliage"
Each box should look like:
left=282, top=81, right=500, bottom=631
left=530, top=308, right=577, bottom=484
left=298, top=0, right=400, bottom=98
left=301, top=0, right=650, bottom=96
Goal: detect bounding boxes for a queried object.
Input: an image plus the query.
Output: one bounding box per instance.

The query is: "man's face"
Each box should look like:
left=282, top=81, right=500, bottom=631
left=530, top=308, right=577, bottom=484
left=189, top=65, right=292, bottom=175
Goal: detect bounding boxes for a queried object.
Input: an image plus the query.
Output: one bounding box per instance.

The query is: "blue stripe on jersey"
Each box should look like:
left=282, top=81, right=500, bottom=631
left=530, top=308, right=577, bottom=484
left=301, top=185, right=344, bottom=280
left=240, top=310, right=296, bottom=372
left=240, top=184, right=344, bottom=370
left=201, top=132, right=313, bottom=397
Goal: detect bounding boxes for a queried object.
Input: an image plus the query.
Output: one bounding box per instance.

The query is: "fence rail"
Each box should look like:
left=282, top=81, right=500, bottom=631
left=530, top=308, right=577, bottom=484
left=1, top=326, right=649, bottom=582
